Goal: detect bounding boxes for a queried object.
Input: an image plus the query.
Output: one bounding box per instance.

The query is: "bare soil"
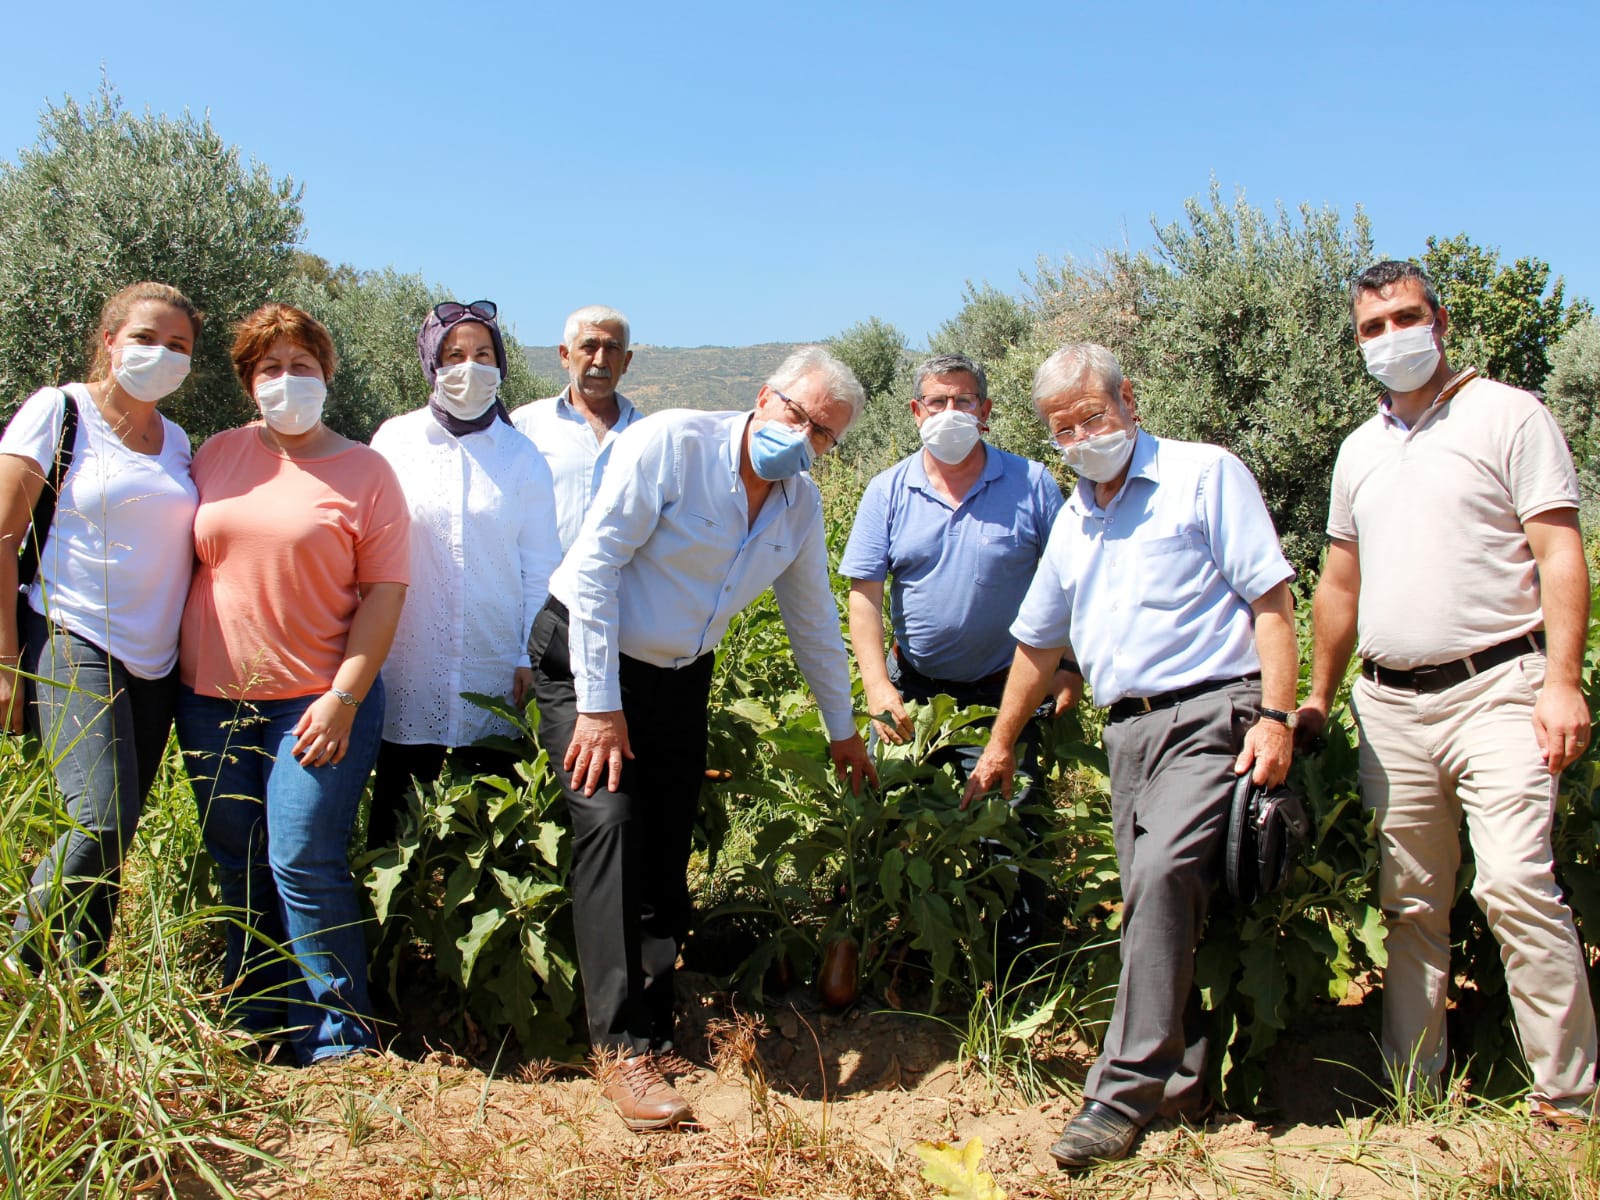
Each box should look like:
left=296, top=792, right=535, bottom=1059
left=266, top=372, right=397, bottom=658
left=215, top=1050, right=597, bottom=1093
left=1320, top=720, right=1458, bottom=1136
left=176, top=972, right=1600, bottom=1199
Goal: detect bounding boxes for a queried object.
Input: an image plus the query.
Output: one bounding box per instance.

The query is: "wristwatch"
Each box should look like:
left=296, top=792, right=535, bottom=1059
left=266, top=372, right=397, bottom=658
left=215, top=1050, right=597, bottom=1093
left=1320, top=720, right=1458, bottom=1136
left=330, top=688, right=360, bottom=708
left=1256, top=705, right=1298, bottom=728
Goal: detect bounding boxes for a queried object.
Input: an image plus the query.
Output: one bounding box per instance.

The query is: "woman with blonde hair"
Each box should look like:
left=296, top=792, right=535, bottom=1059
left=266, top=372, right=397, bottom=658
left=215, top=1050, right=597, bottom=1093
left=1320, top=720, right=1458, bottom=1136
left=0, top=281, right=201, bottom=969
left=176, top=302, right=409, bottom=1063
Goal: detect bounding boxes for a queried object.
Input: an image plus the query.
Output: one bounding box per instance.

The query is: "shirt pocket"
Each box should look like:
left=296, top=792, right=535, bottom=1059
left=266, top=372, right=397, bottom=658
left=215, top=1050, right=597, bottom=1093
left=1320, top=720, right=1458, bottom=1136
left=973, top=532, right=1033, bottom=589
left=1137, top=531, right=1210, bottom=610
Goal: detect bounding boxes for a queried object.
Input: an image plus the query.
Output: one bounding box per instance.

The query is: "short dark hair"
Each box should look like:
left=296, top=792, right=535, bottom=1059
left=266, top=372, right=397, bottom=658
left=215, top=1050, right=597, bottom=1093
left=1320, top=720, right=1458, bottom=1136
left=913, top=352, right=988, bottom=401
left=1349, top=260, right=1440, bottom=323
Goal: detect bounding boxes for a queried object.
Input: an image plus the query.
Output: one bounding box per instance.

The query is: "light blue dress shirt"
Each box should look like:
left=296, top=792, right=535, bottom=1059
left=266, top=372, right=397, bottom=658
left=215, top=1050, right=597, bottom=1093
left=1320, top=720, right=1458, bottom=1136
left=547, top=409, right=856, bottom=739
left=511, top=388, right=642, bottom=553
left=1010, top=431, right=1292, bottom=706
left=839, top=444, right=1062, bottom=682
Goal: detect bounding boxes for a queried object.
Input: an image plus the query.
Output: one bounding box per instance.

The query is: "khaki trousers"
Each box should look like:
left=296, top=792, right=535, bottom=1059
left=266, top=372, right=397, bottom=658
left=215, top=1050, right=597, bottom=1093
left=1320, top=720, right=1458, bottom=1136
left=1351, top=653, right=1598, bottom=1108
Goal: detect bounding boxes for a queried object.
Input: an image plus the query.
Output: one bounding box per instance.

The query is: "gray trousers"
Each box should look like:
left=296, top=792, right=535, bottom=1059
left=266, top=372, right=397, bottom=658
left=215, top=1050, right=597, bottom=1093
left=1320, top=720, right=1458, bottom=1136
left=1084, top=678, right=1258, bottom=1124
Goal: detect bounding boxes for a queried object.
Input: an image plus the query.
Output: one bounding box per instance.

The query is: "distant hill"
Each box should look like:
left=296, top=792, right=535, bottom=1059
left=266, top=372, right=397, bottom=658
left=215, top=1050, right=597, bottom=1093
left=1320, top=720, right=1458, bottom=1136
left=521, top=343, right=804, bottom=413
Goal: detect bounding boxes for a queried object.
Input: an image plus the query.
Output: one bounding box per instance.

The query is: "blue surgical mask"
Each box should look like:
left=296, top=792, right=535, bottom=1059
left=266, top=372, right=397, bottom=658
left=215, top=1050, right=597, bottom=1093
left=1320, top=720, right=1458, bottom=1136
left=750, top=420, right=815, bottom=481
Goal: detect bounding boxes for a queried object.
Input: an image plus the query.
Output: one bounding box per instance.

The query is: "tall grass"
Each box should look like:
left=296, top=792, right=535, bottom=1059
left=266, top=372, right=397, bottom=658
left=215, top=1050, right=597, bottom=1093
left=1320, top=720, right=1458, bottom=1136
left=0, top=732, right=283, bottom=1197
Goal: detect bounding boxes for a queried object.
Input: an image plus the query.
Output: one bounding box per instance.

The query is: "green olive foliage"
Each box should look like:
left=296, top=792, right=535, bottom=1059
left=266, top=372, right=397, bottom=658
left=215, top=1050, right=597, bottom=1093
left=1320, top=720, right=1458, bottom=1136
left=0, top=83, right=302, bottom=436
left=1421, top=233, right=1592, bottom=394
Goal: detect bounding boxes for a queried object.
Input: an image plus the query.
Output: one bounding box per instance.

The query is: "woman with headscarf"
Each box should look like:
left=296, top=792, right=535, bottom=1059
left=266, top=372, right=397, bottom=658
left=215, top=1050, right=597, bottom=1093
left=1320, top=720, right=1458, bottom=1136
left=366, top=300, right=560, bottom=846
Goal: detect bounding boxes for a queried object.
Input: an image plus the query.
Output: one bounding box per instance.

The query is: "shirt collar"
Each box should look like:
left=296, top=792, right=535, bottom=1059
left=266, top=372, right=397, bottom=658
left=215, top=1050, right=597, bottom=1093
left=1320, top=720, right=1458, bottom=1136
left=1378, top=366, right=1479, bottom=431
left=1066, top=427, right=1156, bottom=516
left=555, top=386, right=638, bottom=426
left=906, top=441, right=1000, bottom=497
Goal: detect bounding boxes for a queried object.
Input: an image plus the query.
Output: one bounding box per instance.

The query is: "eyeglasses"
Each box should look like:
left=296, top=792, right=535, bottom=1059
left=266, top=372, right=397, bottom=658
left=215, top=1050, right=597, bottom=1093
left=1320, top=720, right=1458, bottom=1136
left=434, top=299, right=497, bottom=325
left=914, top=393, right=983, bottom=414
left=772, top=389, right=839, bottom=450
left=1049, top=410, right=1112, bottom=446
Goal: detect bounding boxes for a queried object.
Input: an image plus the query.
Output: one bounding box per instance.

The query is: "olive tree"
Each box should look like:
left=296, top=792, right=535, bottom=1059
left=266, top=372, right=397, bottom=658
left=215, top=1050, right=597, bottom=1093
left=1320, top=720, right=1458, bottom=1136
left=827, top=316, right=915, bottom=482
left=1025, top=186, right=1376, bottom=574
left=1421, top=234, right=1591, bottom=394
left=0, top=83, right=302, bottom=437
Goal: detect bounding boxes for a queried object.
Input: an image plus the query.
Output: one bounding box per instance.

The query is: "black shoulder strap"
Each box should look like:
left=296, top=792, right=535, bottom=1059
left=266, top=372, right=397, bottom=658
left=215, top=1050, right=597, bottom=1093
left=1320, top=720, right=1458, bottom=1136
left=16, top=389, right=81, bottom=588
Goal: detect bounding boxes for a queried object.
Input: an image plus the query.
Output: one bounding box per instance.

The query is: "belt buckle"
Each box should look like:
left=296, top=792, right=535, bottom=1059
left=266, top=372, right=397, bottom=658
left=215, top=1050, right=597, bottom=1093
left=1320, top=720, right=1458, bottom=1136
left=1409, top=665, right=1443, bottom=690
left=1135, top=696, right=1153, bottom=714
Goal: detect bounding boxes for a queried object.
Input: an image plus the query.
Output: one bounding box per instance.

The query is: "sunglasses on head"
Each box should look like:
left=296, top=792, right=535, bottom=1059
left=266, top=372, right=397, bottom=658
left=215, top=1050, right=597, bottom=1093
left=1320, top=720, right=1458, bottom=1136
left=434, top=299, right=497, bottom=324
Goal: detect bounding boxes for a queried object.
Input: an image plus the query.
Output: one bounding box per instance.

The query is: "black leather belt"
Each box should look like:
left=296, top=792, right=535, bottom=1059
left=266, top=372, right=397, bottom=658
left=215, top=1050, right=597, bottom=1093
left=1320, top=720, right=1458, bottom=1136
left=1361, top=631, right=1544, bottom=693
left=1107, top=674, right=1261, bottom=722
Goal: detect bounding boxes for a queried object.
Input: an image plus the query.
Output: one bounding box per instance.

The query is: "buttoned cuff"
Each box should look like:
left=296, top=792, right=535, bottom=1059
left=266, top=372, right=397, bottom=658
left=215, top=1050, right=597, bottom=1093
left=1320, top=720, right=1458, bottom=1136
left=574, top=676, right=623, bottom=715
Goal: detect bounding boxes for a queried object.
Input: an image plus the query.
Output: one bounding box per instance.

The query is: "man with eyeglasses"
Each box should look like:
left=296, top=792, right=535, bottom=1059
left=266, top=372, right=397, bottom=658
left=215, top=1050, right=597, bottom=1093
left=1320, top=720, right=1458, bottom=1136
left=529, top=345, right=877, bottom=1132
left=512, top=304, right=642, bottom=552
left=1300, top=261, right=1597, bottom=1129
left=963, top=343, right=1298, bottom=1168
left=839, top=352, right=1068, bottom=952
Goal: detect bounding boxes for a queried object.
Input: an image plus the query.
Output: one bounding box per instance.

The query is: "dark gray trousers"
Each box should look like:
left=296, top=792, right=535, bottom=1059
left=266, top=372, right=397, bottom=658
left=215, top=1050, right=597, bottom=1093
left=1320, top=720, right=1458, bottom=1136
left=529, top=599, right=714, bottom=1055
left=1084, top=678, right=1258, bottom=1123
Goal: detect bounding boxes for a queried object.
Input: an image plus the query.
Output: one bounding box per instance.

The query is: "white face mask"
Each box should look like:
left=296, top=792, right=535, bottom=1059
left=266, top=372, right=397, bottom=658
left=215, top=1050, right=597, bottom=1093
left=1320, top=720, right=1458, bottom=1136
left=112, top=344, right=191, bottom=403
left=255, top=373, right=327, bottom=436
left=919, top=409, right=983, bottom=465
left=434, top=361, right=501, bottom=420
left=1060, top=428, right=1137, bottom=482
left=1361, top=324, right=1441, bottom=394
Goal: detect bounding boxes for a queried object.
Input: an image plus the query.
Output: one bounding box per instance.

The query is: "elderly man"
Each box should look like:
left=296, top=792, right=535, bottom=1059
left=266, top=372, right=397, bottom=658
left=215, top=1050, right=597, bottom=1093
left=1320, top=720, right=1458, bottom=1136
left=964, top=344, right=1297, bottom=1168
left=530, top=346, right=876, bottom=1131
left=840, top=352, right=1067, bottom=952
left=1301, top=261, right=1598, bottom=1126
left=512, top=304, right=642, bottom=551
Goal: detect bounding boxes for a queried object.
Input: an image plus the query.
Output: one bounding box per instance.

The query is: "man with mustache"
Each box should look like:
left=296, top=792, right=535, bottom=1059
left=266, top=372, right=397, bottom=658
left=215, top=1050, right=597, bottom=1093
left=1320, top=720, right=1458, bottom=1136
left=512, top=305, right=643, bottom=552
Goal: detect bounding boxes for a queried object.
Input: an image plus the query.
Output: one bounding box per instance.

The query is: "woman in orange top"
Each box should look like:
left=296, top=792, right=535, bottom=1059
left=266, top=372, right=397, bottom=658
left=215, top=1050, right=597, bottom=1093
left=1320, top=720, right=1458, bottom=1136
left=175, top=303, right=409, bottom=1064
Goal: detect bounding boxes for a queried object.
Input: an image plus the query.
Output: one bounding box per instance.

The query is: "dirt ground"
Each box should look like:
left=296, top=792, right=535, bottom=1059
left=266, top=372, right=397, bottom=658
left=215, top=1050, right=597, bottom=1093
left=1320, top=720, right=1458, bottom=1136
left=173, top=971, right=1599, bottom=1199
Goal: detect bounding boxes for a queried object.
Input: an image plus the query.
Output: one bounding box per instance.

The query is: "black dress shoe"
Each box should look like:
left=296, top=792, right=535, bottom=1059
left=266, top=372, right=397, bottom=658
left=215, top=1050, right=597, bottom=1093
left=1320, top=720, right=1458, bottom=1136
left=1049, top=1100, right=1142, bottom=1168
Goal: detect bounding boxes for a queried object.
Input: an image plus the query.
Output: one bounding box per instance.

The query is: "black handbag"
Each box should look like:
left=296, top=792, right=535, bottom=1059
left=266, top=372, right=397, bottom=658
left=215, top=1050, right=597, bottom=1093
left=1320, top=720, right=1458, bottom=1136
left=1224, top=771, right=1311, bottom=904
left=13, top=389, right=80, bottom=688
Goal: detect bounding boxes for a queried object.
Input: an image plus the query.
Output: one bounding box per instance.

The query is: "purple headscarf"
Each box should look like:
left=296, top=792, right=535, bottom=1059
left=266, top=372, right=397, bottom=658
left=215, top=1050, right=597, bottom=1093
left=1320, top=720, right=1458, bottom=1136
left=417, top=305, right=512, bottom=436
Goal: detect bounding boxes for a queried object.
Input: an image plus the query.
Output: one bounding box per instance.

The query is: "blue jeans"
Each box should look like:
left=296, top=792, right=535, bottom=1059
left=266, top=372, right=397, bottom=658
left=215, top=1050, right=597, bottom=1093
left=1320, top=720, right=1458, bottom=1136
left=175, top=681, right=383, bottom=1064
left=14, top=611, right=177, bottom=967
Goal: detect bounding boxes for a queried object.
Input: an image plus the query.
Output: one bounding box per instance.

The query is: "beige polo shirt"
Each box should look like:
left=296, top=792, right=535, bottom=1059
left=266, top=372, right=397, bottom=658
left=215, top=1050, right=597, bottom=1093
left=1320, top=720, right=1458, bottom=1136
left=1327, top=370, right=1579, bottom=670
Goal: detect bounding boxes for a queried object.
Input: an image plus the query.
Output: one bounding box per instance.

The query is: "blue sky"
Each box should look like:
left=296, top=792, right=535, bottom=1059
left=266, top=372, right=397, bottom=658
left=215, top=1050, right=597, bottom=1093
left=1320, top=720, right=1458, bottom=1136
left=3, top=1, right=1595, bottom=350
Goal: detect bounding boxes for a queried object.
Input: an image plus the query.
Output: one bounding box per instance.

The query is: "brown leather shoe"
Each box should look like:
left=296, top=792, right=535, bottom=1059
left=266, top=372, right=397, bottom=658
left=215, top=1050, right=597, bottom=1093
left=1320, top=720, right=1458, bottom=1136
left=601, top=1053, right=693, bottom=1131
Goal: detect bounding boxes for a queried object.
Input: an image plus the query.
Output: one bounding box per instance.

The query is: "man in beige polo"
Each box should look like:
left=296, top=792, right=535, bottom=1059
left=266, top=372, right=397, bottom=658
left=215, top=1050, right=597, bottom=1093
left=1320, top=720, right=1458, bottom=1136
left=1300, top=260, right=1597, bottom=1126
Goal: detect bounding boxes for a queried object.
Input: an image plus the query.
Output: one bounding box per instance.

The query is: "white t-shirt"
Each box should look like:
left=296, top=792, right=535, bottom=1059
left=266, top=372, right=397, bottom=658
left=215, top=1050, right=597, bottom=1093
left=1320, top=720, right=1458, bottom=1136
left=1, top=383, right=198, bottom=678
left=370, top=408, right=562, bottom=746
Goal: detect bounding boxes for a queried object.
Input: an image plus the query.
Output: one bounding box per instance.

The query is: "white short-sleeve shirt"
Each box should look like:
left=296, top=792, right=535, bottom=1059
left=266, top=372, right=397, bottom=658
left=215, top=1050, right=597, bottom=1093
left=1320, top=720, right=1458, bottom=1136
left=1, top=383, right=197, bottom=678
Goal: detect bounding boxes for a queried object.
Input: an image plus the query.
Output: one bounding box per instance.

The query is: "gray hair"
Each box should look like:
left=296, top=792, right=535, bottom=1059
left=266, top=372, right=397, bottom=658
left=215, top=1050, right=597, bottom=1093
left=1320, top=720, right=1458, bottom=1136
left=1349, top=261, right=1440, bottom=323
left=913, top=353, right=988, bottom=401
left=1031, top=343, right=1126, bottom=417
left=766, top=345, right=868, bottom=431
left=562, top=304, right=631, bottom=350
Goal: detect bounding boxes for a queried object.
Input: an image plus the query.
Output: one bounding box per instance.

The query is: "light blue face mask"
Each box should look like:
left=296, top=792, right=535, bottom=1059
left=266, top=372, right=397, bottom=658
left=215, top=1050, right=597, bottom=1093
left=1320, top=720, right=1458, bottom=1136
left=750, top=420, right=815, bottom=480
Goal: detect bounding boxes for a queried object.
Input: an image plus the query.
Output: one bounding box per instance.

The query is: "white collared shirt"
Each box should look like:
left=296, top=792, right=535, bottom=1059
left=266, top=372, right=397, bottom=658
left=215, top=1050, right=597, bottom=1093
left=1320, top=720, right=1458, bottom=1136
left=371, top=409, right=562, bottom=745
left=511, top=388, right=642, bottom=552
left=548, top=408, right=856, bottom=739
left=1010, top=431, right=1292, bottom=706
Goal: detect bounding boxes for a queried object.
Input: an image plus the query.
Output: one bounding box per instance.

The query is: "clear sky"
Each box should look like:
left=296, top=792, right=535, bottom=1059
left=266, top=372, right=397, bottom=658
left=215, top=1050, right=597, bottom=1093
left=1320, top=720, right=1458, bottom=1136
left=3, top=1, right=1595, bottom=350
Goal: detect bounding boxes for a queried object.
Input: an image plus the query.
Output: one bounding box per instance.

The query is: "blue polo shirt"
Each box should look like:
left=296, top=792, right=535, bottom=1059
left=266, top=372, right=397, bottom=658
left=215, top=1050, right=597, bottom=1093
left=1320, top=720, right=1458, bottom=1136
left=840, top=444, right=1063, bottom=682
left=1010, top=431, right=1293, bottom=706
